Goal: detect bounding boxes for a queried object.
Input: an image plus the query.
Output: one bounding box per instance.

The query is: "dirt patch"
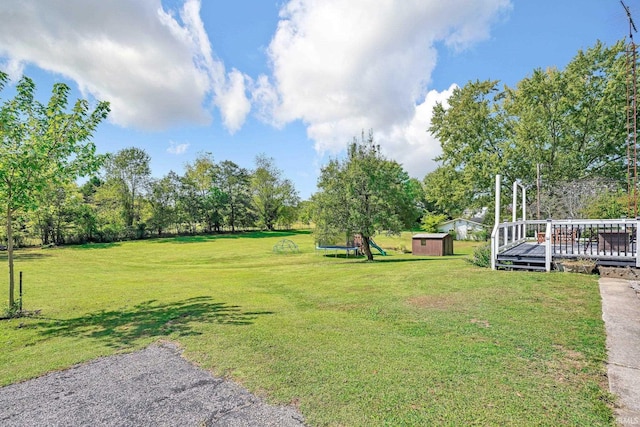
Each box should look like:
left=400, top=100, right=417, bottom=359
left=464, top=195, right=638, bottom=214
left=406, top=294, right=461, bottom=310
left=317, top=302, right=364, bottom=313
left=543, top=345, right=591, bottom=386
left=552, top=345, right=587, bottom=371
left=470, top=318, right=491, bottom=328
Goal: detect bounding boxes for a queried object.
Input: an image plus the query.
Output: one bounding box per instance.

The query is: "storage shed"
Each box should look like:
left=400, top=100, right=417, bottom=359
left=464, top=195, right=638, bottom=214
left=412, top=233, right=453, bottom=256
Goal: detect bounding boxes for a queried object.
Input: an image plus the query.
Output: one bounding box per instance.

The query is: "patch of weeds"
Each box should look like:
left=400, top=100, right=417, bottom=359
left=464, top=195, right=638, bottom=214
left=556, top=258, right=597, bottom=274
left=0, top=300, right=39, bottom=320
left=397, top=244, right=410, bottom=254
left=1, top=299, right=23, bottom=320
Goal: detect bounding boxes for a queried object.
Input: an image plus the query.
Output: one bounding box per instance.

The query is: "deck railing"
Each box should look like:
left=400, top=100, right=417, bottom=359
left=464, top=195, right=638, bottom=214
left=491, top=218, right=640, bottom=271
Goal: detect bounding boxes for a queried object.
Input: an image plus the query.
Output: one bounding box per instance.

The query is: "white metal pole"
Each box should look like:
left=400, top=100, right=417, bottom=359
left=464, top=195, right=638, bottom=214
left=512, top=181, right=518, bottom=240
left=495, top=175, right=501, bottom=229
left=522, top=185, right=527, bottom=239
left=522, top=186, right=526, bottom=222
left=492, top=175, right=501, bottom=270
left=545, top=220, right=552, bottom=272
left=536, top=164, right=541, bottom=220
left=512, top=181, right=517, bottom=222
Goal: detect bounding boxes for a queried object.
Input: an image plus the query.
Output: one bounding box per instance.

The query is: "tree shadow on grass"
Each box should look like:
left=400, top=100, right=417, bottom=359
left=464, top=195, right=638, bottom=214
left=319, top=253, right=365, bottom=260
left=34, top=297, right=273, bottom=349
left=0, top=252, right=51, bottom=261
left=371, top=257, right=436, bottom=263
left=69, top=242, right=122, bottom=250
left=321, top=254, right=439, bottom=263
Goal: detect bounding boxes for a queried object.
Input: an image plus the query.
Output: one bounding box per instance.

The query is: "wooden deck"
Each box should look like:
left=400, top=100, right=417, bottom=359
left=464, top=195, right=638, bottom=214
left=492, top=219, right=640, bottom=271
left=500, top=243, right=545, bottom=258
left=497, top=242, right=637, bottom=270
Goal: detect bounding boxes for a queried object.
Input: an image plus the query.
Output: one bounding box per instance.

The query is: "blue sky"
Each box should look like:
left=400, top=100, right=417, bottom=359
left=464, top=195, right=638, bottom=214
left=0, top=0, right=634, bottom=199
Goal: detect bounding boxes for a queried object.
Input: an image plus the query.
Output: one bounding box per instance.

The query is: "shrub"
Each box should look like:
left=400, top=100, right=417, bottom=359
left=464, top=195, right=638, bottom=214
left=420, top=213, right=447, bottom=233
left=469, top=243, right=491, bottom=268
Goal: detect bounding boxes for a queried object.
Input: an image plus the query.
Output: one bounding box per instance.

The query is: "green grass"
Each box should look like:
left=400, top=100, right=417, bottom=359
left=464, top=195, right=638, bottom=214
left=0, top=231, right=614, bottom=426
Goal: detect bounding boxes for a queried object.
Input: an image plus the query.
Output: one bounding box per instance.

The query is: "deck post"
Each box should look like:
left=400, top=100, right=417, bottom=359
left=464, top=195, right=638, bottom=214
left=503, top=222, right=508, bottom=246
left=491, top=235, right=497, bottom=270
left=545, top=220, right=552, bottom=272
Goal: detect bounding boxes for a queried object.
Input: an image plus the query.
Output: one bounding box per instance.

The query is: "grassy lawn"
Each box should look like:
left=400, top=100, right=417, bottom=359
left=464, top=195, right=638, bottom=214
left=0, top=231, right=614, bottom=425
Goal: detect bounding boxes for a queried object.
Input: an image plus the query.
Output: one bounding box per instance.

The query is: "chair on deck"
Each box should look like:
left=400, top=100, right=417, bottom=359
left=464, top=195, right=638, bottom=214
left=552, top=228, right=577, bottom=245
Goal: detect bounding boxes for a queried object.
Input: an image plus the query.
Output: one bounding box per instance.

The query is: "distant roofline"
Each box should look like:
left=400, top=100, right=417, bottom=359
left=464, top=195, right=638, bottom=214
left=439, top=217, right=487, bottom=227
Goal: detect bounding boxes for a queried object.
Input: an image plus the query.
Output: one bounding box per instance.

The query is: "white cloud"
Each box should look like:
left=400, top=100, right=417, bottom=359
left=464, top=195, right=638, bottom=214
left=250, top=75, right=284, bottom=128
left=0, top=0, right=510, bottom=176
left=378, top=84, right=457, bottom=179
left=257, top=0, right=511, bottom=177
left=0, top=0, right=251, bottom=132
left=167, top=140, right=190, bottom=155
left=0, top=57, right=24, bottom=82
left=217, top=69, right=252, bottom=134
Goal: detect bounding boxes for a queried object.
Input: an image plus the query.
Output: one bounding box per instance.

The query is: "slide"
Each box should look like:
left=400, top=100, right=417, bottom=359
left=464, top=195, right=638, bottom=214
left=368, top=238, right=387, bottom=256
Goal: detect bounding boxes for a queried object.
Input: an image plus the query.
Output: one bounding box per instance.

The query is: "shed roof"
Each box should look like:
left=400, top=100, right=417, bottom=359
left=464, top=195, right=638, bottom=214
left=412, top=233, right=450, bottom=239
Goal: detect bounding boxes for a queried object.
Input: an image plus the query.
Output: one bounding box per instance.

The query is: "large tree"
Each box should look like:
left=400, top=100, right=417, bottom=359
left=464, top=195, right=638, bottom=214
left=0, top=72, right=109, bottom=311
left=314, top=131, right=413, bottom=261
left=104, top=147, right=151, bottom=230
left=422, top=165, right=468, bottom=218
left=218, top=160, right=251, bottom=232
left=429, top=79, right=512, bottom=211
left=147, top=174, right=178, bottom=236
left=182, top=153, right=224, bottom=233
left=428, top=41, right=627, bottom=218
left=250, top=154, right=299, bottom=231
left=504, top=40, right=627, bottom=185
left=30, top=181, right=85, bottom=246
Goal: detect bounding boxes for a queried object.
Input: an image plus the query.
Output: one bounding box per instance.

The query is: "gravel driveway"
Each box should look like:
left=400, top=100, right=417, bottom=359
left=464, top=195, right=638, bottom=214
left=0, top=343, right=306, bottom=426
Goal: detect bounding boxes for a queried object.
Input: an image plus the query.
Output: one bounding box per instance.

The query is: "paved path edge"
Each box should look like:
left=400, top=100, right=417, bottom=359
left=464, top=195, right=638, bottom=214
left=600, top=278, right=640, bottom=427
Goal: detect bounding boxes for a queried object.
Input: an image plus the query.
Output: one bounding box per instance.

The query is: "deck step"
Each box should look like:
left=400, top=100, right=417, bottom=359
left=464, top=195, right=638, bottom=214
left=497, top=256, right=545, bottom=264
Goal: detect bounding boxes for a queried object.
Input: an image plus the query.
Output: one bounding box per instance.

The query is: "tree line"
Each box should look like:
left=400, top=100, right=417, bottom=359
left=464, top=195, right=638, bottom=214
left=10, top=149, right=300, bottom=247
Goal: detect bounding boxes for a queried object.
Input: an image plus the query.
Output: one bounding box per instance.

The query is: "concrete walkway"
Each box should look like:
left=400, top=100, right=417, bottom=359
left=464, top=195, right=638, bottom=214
left=600, top=278, right=640, bottom=427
